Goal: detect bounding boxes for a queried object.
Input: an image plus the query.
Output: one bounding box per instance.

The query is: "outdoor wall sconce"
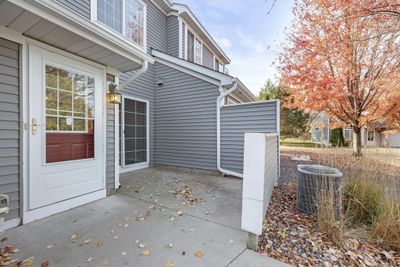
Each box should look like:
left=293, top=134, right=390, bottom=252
left=108, top=83, right=121, bottom=104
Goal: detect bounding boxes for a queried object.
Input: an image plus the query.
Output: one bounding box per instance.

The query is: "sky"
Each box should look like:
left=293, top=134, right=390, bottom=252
left=174, top=0, right=294, bottom=96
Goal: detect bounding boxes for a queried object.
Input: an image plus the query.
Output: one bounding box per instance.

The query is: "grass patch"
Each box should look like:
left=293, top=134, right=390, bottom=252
left=343, top=178, right=383, bottom=226
left=280, top=138, right=316, bottom=148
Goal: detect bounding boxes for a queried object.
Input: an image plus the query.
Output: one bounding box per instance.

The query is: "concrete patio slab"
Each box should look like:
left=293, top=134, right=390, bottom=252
left=0, top=167, right=290, bottom=267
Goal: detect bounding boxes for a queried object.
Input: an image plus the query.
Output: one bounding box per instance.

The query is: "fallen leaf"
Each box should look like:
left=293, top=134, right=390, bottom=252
left=41, top=260, right=49, bottom=267
left=142, top=248, right=150, bottom=256
left=113, top=236, right=119, bottom=240
left=70, top=234, right=77, bottom=240
left=0, top=236, right=8, bottom=242
left=86, top=257, right=93, bottom=263
left=46, top=244, right=53, bottom=249
left=194, top=251, right=204, bottom=258
left=96, top=241, right=104, bottom=248
left=138, top=243, right=145, bottom=248
left=166, top=259, right=174, bottom=267
left=84, top=239, right=92, bottom=244
left=182, top=251, right=186, bottom=256
left=22, top=257, right=34, bottom=266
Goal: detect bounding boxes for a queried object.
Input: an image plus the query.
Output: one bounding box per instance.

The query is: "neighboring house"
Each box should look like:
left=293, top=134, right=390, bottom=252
left=0, top=0, right=279, bottom=230
left=310, top=112, right=400, bottom=147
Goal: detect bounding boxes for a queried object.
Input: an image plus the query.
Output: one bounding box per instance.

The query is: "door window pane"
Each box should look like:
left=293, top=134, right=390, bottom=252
left=45, top=65, right=95, bottom=163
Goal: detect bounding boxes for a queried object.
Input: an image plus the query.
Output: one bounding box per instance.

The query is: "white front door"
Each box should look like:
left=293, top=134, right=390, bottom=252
left=28, top=45, right=105, bottom=210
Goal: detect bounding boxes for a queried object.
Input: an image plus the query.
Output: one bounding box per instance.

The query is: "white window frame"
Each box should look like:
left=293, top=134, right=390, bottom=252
left=119, top=95, right=150, bottom=173
left=91, top=0, right=147, bottom=50
left=184, top=25, right=205, bottom=65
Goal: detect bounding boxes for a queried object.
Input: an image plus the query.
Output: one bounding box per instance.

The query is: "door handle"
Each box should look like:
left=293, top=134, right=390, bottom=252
left=32, top=118, right=38, bottom=135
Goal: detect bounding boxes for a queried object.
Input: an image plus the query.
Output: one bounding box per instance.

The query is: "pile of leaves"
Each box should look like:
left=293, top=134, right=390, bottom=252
left=0, top=245, right=17, bottom=266
left=259, top=184, right=400, bottom=266
left=168, top=185, right=202, bottom=205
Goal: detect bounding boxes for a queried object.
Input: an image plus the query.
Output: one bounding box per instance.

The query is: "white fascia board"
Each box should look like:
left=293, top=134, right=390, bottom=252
left=9, top=0, right=154, bottom=65
left=236, top=79, right=258, bottom=102
left=152, top=50, right=234, bottom=86
left=171, top=3, right=230, bottom=64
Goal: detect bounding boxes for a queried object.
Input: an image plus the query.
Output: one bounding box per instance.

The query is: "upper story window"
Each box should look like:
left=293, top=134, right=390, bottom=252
left=214, top=58, right=219, bottom=71
left=187, top=31, right=195, bottom=62
left=194, top=38, right=202, bottom=64
left=186, top=30, right=202, bottom=64
left=95, top=0, right=146, bottom=48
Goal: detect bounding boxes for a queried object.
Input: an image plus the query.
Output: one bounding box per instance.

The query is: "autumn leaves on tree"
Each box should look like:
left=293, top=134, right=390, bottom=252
left=279, top=0, right=400, bottom=156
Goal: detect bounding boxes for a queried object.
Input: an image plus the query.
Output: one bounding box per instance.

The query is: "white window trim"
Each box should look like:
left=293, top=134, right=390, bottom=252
left=91, top=0, right=147, bottom=50
left=119, top=95, right=150, bottom=173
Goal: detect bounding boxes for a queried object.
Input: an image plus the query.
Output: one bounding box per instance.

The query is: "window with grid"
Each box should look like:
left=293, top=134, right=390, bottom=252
left=45, top=65, right=94, bottom=133
left=120, top=98, right=147, bottom=166
left=96, top=0, right=145, bottom=47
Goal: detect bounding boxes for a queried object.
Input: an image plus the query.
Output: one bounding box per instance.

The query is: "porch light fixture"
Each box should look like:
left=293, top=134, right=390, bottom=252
left=108, top=83, right=122, bottom=104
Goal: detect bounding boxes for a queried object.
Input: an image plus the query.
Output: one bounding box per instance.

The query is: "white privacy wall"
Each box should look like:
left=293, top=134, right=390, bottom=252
left=241, top=133, right=279, bottom=235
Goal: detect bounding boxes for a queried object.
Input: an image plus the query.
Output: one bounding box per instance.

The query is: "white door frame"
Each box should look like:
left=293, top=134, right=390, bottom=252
left=119, top=95, right=150, bottom=173
left=22, top=39, right=107, bottom=223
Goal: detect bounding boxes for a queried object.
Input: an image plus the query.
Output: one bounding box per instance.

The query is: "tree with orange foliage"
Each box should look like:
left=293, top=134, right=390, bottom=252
left=279, top=0, right=400, bottom=156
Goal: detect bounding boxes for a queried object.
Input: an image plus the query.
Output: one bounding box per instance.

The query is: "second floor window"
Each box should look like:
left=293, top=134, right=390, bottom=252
left=187, top=31, right=194, bottom=62
left=194, top=38, right=202, bottom=64
left=96, top=0, right=145, bottom=48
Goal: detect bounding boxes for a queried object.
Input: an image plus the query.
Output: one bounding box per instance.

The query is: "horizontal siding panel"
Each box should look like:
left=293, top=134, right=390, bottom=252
left=154, top=62, right=219, bottom=171
left=221, top=101, right=278, bottom=174
left=0, top=84, right=19, bottom=95
left=0, top=55, right=18, bottom=69
left=166, top=16, right=179, bottom=57
left=0, top=37, right=20, bottom=222
left=0, top=64, right=18, bottom=77
left=55, top=0, right=91, bottom=19
left=0, top=157, right=18, bottom=167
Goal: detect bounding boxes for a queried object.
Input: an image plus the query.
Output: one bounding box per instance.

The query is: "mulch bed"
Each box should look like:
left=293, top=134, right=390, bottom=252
left=259, top=184, right=400, bottom=266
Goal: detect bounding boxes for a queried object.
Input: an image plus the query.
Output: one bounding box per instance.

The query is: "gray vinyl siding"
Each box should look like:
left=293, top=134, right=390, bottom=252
left=154, top=62, right=219, bottom=170
left=106, top=103, right=115, bottom=190
left=221, top=101, right=278, bottom=174
left=166, top=16, right=179, bottom=57
left=55, top=0, right=91, bottom=19
left=119, top=63, right=156, bottom=164
left=202, top=46, right=214, bottom=69
left=0, top=37, right=20, bottom=221
left=145, top=0, right=167, bottom=53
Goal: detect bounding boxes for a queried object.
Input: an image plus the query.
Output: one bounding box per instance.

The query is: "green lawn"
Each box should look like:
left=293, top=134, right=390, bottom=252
left=280, top=138, right=316, bottom=148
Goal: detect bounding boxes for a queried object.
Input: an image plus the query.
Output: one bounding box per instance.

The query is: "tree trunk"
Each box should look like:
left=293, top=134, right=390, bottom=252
left=352, top=127, right=362, bottom=156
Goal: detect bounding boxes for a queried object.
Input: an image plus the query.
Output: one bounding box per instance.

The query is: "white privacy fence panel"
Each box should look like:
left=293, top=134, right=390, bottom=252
left=241, top=133, right=279, bottom=235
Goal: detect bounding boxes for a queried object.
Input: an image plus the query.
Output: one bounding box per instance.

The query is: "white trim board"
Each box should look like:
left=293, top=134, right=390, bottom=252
left=0, top=25, right=23, bottom=44
left=23, top=190, right=106, bottom=224
left=0, top=218, right=21, bottom=232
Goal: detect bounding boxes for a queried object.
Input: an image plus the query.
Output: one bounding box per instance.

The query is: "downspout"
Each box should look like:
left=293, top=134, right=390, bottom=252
left=216, top=79, right=243, bottom=178
left=119, top=61, right=148, bottom=90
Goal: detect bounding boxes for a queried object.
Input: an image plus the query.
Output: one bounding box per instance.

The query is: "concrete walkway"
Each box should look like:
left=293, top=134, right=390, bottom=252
left=1, top=167, right=290, bottom=266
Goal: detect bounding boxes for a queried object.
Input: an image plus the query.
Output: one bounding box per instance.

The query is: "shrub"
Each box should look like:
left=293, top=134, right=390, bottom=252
left=316, top=178, right=343, bottom=243
left=330, top=128, right=345, bottom=147
left=371, top=199, right=400, bottom=252
left=343, top=178, right=383, bottom=226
